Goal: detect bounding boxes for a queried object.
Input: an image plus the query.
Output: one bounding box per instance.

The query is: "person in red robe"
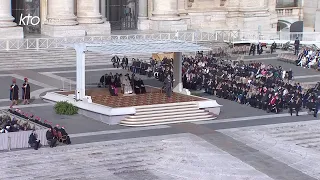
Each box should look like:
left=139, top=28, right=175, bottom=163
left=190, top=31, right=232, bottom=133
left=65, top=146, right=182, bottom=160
left=22, top=77, right=31, bottom=104
left=10, top=78, right=19, bottom=108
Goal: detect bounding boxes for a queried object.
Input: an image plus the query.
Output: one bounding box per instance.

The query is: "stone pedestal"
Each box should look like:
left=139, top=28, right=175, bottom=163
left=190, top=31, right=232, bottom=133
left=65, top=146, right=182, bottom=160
left=0, top=0, right=24, bottom=39
left=315, top=10, right=320, bottom=32
left=150, top=20, right=187, bottom=31
left=42, top=25, right=85, bottom=37
left=78, top=22, right=111, bottom=35
left=0, top=27, right=23, bottom=39
left=137, top=18, right=150, bottom=30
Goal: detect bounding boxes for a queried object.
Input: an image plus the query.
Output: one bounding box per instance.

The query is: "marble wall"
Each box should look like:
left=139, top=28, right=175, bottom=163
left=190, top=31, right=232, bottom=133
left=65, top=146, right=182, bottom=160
left=303, top=0, right=320, bottom=32
left=182, top=0, right=277, bottom=32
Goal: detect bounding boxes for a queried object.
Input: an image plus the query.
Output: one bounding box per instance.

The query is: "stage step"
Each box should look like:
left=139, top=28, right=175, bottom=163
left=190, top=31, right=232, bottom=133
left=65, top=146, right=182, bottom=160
left=120, top=102, right=216, bottom=126
left=135, top=104, right=198, bottom=113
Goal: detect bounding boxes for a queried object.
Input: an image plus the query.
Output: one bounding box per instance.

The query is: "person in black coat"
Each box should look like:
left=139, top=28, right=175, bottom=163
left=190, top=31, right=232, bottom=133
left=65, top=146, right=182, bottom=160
left=60, top=127, right=71, bottom=144
left=28, top=130, right=40, bottom=150
left=249, top=44, right=256, bottom=56
left=10, top=78, right=19, bottom=109
left=22, top=77, right=31, bottom=105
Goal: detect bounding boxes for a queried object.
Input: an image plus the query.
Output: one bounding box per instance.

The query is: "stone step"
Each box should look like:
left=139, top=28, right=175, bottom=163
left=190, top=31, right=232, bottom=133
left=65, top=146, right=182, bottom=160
left=135, top=107, right=201, bottom=115
left=127, top=111, right=211, bottom=121
left=135, top=103, right=198, bottom=112
left=121, top=101, right=215, bottom=126
left=120, top=116, right=216, bottom=127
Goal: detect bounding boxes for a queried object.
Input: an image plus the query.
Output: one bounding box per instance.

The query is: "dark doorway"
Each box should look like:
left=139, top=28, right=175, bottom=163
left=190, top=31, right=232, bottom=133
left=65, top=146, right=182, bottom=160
left=106, top=0, right=138, bottom=30
left=290, top=21, right=303, bottom=32
left=12, top=0, right=41, bottom=34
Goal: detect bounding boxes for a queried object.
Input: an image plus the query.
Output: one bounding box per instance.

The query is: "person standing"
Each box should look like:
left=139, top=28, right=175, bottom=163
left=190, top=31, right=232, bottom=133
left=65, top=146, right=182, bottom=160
left=249, top=44, right=256, bottom=56
left=295, top=96, right=302, bottom=116
left=294, top=37, right=300, bottom=55
left=257, top=42, right=263, bottom=55
left=271, top=41, right=277, bottom=54
left=22, top=77, right=31, bottom=105
left=10, top=78, right=19, bottom=108
left=164, top=74, right=172, bottom=98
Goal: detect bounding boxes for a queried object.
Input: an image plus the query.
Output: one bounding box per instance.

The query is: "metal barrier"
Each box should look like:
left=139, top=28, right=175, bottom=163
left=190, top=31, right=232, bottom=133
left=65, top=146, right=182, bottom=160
left=0, top=129, right=48, bottom=151
left=0, top=30, right=319, bottom=51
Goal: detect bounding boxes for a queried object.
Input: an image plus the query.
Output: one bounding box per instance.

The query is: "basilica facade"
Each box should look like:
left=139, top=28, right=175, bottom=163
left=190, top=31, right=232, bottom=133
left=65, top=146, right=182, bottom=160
left=0, top=0, right=279, bottom=39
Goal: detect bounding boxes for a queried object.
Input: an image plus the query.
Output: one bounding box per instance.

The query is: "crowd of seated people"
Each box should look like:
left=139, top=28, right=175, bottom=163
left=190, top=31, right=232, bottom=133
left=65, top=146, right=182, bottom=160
left=1, top=109, right=71, bottom=150
left=99, top=72, right=146, bottom=95
left=182, top=54, right=319, bottom=115
left=296, top=48, right=320, bottom=69
left=0, top=114, right=33, bottom=133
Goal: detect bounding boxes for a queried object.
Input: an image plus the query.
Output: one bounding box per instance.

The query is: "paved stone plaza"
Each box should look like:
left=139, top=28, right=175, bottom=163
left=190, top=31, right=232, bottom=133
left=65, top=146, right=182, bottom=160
left=0, top=53, right=320, bottom=179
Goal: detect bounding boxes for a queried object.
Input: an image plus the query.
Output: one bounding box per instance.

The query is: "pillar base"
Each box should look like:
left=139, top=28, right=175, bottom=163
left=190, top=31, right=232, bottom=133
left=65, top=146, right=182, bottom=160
left=137, top=18, right=150, bottom=30
left=315, top=10, right=320, bottom=32
left=42, top=25, right=86, bottom=37
left=150, top=19, right=188, bottom=31
left=78, top=22, right=111, bottom=36
left=0, top=27, right=24, bottom=39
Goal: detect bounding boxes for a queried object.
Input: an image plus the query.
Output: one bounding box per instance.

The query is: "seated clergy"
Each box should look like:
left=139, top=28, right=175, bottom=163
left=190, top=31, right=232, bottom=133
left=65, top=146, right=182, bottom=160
left=46, top=128, right=57, bottom=148
left=133, top=78, right=146, bottom=94
left=60, top=127, right=71, bottom=145
left=99, top=73, right=112, bottom=87
left=137, top=78, right=146, bottom=94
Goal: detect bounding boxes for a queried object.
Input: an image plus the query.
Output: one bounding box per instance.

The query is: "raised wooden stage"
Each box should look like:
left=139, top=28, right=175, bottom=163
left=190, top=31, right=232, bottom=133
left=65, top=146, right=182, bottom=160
left=58, top=86, right=205, bottom=108
left=43, top=86, right=221, bottom=126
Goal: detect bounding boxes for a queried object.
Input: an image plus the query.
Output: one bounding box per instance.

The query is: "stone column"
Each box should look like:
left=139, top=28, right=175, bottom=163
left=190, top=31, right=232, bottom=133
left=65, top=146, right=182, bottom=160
left=150, top=0, right=187, bottom=31
left=100, top=0, right=106, bottom=21
left=0, top=0, right=23, bottom=39
left=46, top=0, right=78, bottom=26
left=77, top=0, right=103, bottom=24
left=77, top=0, right=110, bottom=35
left=138, top=0, right=150, bottom=30
left=42, top=0, right=86, bottom=37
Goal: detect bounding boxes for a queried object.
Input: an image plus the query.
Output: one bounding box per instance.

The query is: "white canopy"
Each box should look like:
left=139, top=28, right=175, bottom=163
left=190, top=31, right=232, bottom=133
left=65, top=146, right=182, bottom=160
left=64, top=40, right=212, bottom=54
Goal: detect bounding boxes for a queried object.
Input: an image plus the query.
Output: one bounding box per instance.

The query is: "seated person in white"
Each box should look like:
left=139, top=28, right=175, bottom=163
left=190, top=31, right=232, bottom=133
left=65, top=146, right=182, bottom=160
left=308, top=56, right=318, bottom=68
left=298, top=56, right=307, bottom=67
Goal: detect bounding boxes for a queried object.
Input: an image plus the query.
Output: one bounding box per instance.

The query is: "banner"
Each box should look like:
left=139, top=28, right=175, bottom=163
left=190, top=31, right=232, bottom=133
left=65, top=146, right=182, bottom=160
left=152, top=53, right=174, bottom=61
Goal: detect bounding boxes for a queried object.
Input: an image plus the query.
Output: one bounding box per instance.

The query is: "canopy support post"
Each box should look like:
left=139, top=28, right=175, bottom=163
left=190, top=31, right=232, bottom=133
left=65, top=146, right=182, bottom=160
left=173, top=52, right=183, bottom=92
left=74, top=43, right=86, bottom=101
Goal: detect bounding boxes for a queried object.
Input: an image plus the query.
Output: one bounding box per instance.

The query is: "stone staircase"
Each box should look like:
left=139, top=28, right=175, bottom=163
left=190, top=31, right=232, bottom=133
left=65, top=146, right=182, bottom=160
left=0, top=49, right=152, bottom=70
left=120, top=102, right=216, bottom=126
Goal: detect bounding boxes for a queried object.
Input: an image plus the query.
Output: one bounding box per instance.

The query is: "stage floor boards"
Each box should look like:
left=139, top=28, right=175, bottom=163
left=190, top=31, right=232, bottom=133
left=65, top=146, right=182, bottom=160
left=58, top=87, right=205, bottom=108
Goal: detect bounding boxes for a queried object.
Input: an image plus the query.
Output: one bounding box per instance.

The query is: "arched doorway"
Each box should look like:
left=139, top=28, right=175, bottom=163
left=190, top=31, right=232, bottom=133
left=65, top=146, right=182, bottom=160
left=277, top=20, right=291, bottom=31
left=12, top=0, right=41, bottom=34
left=106, top=0, right=138, bottom=30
